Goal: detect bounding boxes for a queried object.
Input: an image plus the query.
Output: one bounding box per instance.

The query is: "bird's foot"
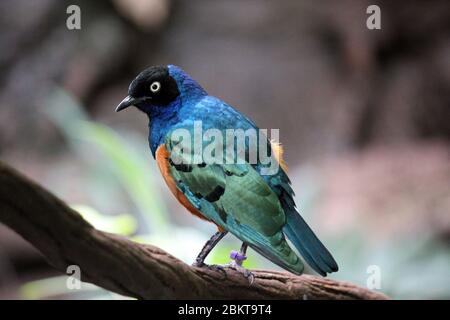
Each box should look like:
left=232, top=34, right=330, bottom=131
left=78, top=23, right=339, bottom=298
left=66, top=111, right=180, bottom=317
left=192, top=260, right=228, bottom=276
left=226, top=250, right=254, bottom=284
left=207, top=264, right=227, bottom=274
left=223, top=260, right=255, bottom=284
left=191, top=250, right=254, bottom=284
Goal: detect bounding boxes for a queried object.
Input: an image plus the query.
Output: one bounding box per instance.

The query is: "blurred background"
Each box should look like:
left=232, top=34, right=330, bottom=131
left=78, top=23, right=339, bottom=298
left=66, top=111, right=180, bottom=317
left=0, top=0, right=449, bottom=299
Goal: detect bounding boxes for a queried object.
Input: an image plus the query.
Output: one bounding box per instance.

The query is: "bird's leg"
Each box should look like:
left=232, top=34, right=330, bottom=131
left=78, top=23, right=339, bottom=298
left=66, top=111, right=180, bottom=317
left=230, top=242, right=248, bottom=266
left=192, top=231, right=227, bottom=267
left=228, top=242, right=254, bottom=284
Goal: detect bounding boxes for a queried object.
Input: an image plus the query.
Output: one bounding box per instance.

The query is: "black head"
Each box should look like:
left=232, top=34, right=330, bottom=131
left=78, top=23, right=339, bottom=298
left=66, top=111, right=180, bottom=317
left=115, top=65, right=180, bottom=112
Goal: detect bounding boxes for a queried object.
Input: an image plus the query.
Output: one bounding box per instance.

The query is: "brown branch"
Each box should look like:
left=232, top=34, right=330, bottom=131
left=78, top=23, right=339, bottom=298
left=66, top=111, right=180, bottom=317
left=0, top=162, right=387, bottom=299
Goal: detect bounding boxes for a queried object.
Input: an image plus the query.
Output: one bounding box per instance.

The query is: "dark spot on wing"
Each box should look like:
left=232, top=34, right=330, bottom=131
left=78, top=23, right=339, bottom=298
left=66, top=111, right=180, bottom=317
left=169, top=158, right=193, bottom=172
left=204, top=185, right=225, bottom=202
left=216, top=205, right=228, bottom=223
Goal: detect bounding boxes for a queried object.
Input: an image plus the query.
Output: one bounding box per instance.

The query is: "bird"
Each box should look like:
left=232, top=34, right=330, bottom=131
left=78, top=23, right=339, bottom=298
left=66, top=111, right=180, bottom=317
left=115, top=65, right=338, bottom=277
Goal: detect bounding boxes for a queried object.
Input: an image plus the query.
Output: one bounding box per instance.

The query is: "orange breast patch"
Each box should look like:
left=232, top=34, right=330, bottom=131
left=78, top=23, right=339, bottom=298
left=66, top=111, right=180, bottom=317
left=155, top=145, right=225, bottom=232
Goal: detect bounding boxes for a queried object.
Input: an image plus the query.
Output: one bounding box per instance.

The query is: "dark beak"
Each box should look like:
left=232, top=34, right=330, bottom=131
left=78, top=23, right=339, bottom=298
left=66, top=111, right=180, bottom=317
left=115, top=95, right=135, bottom=112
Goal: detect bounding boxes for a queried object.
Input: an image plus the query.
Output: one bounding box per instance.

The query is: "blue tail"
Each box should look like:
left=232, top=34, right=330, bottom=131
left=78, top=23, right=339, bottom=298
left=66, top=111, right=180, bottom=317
left=283, top=207, right=338, bottom=276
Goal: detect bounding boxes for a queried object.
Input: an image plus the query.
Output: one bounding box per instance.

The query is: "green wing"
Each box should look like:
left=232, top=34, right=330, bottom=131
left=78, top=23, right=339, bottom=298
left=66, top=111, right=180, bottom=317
left=164, top=136, right=304, bottom=274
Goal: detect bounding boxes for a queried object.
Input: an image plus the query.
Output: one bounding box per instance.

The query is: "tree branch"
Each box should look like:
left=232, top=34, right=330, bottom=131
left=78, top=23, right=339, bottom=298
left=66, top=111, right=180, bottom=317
left=0, top=162, right=387, bottom=299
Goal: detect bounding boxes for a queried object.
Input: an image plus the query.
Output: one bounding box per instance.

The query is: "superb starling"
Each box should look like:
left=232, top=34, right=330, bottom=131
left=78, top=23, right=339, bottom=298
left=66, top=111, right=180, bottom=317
left=115, top=65, right=338, bottom=277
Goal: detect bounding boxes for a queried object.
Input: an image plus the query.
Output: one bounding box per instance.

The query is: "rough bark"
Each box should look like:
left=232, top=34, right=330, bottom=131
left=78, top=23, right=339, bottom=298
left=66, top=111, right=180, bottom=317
left=0, top=162, right=387, bottom=299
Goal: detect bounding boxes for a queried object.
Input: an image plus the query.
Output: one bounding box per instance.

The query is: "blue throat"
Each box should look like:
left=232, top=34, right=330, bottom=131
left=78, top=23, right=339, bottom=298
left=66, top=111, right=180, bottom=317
left=146, top=98, right=181, bottom=157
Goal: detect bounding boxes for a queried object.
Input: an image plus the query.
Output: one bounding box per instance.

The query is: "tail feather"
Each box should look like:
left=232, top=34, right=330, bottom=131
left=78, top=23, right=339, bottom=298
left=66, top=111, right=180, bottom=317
left=248, top=242, right=304, bottom=275
left=283, top=207, right=338, bottom=276
left=233, top=223, right=305, bottom=275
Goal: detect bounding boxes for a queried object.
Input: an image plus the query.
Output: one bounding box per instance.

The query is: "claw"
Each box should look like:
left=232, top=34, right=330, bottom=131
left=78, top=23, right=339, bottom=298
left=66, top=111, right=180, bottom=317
left=225, top=260, right=255, bottom=285
left=208, top=264, right=226, bottom=271
left=192, top=261, right=228, bottom=277
left=244, top=270, right=255, bottom=285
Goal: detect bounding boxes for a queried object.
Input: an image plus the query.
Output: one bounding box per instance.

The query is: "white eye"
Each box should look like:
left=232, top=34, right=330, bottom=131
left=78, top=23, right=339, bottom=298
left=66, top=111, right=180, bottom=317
left=150, top=81, right=161, bottom=93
